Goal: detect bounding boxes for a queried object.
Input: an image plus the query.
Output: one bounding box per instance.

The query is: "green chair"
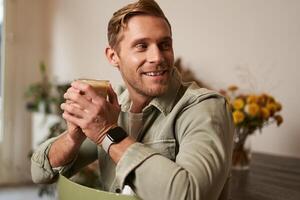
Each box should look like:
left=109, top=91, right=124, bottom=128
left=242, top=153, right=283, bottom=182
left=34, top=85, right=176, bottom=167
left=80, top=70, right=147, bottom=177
left=57, top=175, right=140, bottom=200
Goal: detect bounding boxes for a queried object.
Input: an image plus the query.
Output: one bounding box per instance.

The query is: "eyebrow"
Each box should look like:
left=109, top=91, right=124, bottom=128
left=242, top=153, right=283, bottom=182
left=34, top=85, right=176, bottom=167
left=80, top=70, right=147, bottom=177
left=131, top=36, right=172, bottom=46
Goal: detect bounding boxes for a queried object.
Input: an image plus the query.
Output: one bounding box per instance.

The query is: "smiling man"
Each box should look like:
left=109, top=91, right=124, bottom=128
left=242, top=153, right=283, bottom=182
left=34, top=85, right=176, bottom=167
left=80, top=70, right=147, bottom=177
left=106, top=13, right=174, bottom=112
left=31, top=1, right=234, bottom=200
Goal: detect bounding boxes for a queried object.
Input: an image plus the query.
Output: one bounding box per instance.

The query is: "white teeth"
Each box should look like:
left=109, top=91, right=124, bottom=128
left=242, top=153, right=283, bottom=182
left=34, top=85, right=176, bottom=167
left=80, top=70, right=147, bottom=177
left=144, top=71, right=164, bottom=76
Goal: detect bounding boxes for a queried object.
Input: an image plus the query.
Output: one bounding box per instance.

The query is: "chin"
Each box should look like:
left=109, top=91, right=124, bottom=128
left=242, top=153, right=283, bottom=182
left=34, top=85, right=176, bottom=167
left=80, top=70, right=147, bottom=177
left=146, top=85, right=169, bottom=97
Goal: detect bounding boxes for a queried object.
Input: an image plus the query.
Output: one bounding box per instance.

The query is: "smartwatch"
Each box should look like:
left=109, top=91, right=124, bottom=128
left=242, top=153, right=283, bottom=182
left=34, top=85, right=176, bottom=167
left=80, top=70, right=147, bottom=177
left=102, top=126, right=128, bottom=153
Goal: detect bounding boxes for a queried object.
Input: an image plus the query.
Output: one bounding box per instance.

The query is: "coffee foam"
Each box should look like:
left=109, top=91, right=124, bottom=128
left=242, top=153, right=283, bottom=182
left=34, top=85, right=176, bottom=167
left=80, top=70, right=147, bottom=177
left=79, top=79, right=110, bottom=97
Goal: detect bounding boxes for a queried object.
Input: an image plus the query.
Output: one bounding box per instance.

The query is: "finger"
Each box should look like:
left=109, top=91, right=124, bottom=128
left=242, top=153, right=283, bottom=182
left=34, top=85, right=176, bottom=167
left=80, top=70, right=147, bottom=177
left=65, top=100, right=83, bottom=109
left=65, top=87, right=81, bottom=102
left=67, top=87, right=81, bottom=94
left=67, top=92, right=92, bottom=102
left=66, top=99, right=73, bottom=104
left=64, top=90, right=92, bottom=107
left=62, top=112, right=84, bottom=128
left=65, top=100, right=86, bottom=110
left=71, top=81, right=98, bottom=100
left=107, top=84, right=119, bottom=107
left=68, top=100, right=83, bottom=109
left=61, top=103, right=86, bottom=118
left=69, top=85, right=93, bottom=101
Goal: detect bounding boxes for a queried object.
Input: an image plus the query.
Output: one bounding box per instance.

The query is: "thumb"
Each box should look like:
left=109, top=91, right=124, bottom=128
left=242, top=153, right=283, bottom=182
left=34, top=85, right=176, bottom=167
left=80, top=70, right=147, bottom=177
left=107, top=84, right=119, bottom=107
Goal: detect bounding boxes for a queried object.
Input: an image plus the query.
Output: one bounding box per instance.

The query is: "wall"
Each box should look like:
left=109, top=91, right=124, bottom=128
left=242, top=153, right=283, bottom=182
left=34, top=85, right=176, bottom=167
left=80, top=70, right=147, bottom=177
left=0, top=0, right=50, bottom=184
left=47, top=0, right=299, bottom=158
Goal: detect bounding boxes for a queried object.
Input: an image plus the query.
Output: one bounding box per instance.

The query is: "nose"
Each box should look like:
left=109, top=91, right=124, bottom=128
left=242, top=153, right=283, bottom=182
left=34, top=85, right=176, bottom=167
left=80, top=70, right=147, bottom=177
left=147, top=45, right=164, bottom=64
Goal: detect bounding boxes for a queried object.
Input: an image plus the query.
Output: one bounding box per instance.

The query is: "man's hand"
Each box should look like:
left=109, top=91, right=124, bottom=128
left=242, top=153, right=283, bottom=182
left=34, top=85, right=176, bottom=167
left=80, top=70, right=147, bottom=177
left=64, top=100, right=86, bottom=143
left=61, top=81, right=121, bottom=145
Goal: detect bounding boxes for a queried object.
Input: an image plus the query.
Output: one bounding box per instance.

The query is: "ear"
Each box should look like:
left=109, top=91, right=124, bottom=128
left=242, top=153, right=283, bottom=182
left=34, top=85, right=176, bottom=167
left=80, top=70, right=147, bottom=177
left=105, top=46, right=119, bottom=68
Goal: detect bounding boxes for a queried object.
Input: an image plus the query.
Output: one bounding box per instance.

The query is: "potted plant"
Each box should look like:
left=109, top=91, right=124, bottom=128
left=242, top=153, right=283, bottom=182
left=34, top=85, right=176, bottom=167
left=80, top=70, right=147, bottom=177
left=25, top=62, right=63, bottom=150
left=25, top=62, right=101, bottom=196
left=25, top=62, right=57, bottom=114
left=221, top=86, right=283, bottom=170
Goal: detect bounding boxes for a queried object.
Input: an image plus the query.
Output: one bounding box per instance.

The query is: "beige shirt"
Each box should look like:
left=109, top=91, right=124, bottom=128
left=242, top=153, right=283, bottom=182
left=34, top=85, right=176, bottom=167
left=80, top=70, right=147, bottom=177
left=31, top=69, right=234, bottom=200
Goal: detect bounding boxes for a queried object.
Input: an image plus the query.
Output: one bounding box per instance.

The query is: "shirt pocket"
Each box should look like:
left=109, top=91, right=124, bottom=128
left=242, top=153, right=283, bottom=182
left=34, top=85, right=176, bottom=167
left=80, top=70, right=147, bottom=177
left=144, top=139, right=176, bottom=160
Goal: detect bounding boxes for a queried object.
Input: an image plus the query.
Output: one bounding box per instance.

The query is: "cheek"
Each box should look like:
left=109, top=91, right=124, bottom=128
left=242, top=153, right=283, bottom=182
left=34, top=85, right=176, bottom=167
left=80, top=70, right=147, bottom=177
left=166, top=52, right=174, bottom=65
left=131, top=51, right=145, bottom=62
left=131, top=56, right=141, bottom=64
left=122, top=54, right=145, bottom=72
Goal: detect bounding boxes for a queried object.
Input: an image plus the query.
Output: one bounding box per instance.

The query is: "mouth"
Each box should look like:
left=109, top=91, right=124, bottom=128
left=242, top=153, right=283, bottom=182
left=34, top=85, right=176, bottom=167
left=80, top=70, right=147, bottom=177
left=142, top=70, right=168, bottom=77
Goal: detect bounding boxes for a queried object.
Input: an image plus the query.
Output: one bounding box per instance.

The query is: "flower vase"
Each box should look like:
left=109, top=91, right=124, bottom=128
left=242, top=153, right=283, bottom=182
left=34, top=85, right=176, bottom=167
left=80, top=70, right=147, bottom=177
left=232, top=129, right=252, bottom=170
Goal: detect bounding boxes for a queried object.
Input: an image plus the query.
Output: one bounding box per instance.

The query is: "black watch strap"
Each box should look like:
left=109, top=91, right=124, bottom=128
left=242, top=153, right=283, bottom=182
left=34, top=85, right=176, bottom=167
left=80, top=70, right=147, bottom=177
left=102, top=126, right=128, bottom=153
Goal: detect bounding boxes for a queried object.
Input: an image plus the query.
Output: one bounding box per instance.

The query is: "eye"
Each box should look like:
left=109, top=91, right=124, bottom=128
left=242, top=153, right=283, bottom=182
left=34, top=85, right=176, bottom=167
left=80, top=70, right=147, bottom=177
left=159, top=41, right=172, bottom=51
left=135, top=43, right=147, bottom=51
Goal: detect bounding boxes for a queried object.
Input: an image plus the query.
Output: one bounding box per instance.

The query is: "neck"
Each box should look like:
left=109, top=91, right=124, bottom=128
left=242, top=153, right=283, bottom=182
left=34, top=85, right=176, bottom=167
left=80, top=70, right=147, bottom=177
left=129, top=92, right=152, bottom=113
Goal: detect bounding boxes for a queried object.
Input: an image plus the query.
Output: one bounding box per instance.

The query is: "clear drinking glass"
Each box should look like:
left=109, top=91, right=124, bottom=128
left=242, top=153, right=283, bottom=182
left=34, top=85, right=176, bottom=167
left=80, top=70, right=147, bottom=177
left=78, top=79, right=110, bottom=98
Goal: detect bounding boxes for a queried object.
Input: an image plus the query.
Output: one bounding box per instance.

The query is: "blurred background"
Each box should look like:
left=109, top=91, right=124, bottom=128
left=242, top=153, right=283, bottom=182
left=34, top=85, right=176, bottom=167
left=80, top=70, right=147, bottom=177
left=0, top=0, right=299, bottom=199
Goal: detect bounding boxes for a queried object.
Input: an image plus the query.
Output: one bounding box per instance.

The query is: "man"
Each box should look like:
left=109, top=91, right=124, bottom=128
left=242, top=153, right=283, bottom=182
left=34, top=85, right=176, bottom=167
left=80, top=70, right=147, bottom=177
left=31, top=0, right=234, bottom=199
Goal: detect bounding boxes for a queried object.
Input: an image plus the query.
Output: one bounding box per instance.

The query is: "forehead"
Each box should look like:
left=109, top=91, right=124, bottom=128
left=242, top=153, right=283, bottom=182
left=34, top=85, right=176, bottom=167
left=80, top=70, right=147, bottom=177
left=120, top=15, right=172, bottom=44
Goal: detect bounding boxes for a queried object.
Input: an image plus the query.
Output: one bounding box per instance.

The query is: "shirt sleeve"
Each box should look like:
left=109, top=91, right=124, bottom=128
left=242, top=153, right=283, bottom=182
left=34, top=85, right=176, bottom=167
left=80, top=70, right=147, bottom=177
left=31, top=135, right=98, bottom=184
left=31, top=136, right=63, bottom=183
left=115, top=97, right=234, bottom=200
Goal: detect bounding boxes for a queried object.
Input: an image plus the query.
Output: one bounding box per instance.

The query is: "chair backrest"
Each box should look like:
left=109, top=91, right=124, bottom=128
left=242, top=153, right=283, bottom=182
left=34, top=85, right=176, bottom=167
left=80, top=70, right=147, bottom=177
left=57, top=175, right=140, bottom=200
left=218, top=175, right=231, bottom=200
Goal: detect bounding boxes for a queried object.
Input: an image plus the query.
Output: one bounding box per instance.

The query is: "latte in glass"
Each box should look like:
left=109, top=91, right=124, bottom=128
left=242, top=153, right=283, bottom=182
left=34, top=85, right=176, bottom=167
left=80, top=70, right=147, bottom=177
left=79, top=79, right=110, bottom=98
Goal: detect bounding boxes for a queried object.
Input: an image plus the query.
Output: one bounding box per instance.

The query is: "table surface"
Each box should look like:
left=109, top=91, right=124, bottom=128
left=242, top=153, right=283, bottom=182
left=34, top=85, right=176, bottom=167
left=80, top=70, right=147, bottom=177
left=230, top=153, right=300, bottom=200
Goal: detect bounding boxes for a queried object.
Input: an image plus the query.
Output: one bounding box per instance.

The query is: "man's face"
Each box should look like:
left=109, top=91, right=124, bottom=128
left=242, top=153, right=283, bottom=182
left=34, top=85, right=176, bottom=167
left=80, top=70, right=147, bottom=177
left=114, top=15, right=174, bottom=99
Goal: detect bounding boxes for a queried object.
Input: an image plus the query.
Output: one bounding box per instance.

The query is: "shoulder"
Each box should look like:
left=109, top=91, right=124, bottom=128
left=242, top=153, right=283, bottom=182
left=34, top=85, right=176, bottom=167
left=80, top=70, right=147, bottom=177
left=179, top=82, right=227, bottom=109
left=174, top=82, right=234, bottom=141
left=172, top=81, right=233, bottom=130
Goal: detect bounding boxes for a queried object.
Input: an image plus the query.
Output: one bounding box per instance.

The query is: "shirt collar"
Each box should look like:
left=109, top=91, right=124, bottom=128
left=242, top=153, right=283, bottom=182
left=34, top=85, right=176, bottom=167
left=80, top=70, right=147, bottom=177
left=119, top=89, right=131, bottom=112
left=119, top=68, right=182, bottom=116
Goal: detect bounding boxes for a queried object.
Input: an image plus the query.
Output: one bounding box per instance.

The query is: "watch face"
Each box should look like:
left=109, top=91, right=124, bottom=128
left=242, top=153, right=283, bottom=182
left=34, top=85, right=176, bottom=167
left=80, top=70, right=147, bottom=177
left=107, top=127, right=128, bottom=143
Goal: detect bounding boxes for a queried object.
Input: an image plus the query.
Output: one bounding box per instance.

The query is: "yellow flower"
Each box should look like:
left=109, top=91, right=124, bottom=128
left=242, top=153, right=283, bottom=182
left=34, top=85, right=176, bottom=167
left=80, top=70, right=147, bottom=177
left=233, top=98, right=245, bottom=110
left=245, top=103, right=260, bottom=117
left=247, top=95, right=257, bottom=104
left=267, top=95, right=275, bottom=103
left=258, top=94, right=268, bottom=106
left=261, top=107, right=270, bottom=119
left=266, top=102, right=277, bottom=116
left=275, top=102, right=282, bottom=111
left=274, top=115, right=283, bottom=126
left=233, top=110, right=245, bottom=124
left=223, top=85, right=283, bottom=129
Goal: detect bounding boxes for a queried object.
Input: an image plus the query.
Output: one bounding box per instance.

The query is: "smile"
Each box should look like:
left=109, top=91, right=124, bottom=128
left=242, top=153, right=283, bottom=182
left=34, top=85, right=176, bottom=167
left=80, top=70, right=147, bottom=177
left=143, top=70, right=167, bottom=77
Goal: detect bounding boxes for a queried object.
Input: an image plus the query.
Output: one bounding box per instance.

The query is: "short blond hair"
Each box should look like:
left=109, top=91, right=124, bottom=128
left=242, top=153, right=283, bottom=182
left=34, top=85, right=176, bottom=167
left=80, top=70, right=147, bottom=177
left=107, top=0, right=171, bottom=50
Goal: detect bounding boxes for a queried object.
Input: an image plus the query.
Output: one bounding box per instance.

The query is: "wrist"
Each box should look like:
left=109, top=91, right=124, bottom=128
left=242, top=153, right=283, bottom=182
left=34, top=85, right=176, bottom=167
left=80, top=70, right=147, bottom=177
left=102, top=126, right=128, bottom=153
left=66, top=128, right=86, bottom=147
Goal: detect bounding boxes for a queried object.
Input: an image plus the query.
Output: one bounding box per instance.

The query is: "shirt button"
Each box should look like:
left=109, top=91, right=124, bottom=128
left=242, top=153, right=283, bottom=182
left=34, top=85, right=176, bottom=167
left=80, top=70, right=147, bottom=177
left=115, top=188, right=122, bottom=193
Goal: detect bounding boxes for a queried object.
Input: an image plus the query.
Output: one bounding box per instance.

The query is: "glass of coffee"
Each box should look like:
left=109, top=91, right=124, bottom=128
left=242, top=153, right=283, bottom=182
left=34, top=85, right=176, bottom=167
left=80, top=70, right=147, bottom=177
left=78, top=79, right=110, bottom=98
